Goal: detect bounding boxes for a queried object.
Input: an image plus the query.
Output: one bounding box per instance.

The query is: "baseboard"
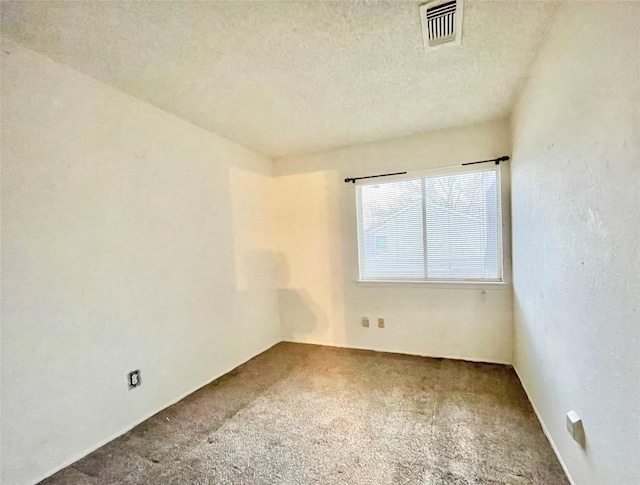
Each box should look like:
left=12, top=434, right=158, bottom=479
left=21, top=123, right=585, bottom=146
left=29, top=339, right=281, bottom=485
left=281, top=338, right=512, bottom=366
left=513, top=365, right=576, bottom=485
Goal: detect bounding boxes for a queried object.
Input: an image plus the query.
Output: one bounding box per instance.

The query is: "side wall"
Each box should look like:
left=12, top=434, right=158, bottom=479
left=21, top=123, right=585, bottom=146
left=511, top=3, right=640, bottom=484
left=1, top=40, right=280, bottom=485
left=272, top=119, right=513, bottom=364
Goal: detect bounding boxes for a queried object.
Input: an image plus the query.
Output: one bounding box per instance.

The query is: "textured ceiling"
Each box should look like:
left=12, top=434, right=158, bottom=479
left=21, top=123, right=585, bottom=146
left=1, top=1, right=558, bottom=157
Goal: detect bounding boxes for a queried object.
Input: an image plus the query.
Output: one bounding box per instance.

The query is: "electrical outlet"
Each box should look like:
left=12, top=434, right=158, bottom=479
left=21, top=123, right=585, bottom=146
left=378, top=318, right=385, bottom=328
left=362, top=317, right=369, bottom=328
left=566, top=410, right=584, bottom=445
left=128, top=370, right=141, bottom=390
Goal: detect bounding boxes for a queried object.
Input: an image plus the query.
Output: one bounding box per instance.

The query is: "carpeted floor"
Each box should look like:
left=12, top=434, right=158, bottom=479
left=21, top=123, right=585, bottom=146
left=41, top=343, right=568, bottom=484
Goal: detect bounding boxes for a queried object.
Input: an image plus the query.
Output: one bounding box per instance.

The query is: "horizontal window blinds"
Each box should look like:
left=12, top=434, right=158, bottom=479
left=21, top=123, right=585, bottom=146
left=358, top=167, right=502, bottom=281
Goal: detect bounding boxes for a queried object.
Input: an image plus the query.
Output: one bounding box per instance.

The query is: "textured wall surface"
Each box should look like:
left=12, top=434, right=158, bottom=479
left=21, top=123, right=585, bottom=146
left=273, top=120, right=513, bottom=364
left=511, top=3, right=640, bottom=484
left=0, top=40, right=280, bottom=485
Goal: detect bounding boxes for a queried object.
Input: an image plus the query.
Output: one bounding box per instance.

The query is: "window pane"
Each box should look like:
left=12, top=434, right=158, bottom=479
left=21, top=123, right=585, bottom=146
left=424, top=169, right=501, bottom=280
left=360, top=179, right=424, bottom=278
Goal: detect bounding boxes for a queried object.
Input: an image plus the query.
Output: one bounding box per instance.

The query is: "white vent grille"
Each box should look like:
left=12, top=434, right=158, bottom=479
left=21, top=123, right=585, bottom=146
left=420, top=0, right=463, bottom=52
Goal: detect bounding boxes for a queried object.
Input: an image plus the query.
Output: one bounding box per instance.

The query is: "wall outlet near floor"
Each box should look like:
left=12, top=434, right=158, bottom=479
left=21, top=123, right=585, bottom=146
left=378, top=318, right=385, bottom=328
left=128, top=370, right=141, bottom=390
left=362, top=317, right=369, bottom=327
left=566, top=410, right=584, bottom=444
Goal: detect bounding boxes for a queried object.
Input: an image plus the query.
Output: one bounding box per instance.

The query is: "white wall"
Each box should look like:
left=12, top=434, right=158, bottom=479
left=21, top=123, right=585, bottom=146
left=510, top=3, right=640, bottom=484
left=272, top=119, right=513, bottom=364
left=0, top=39, right=280, bottom=485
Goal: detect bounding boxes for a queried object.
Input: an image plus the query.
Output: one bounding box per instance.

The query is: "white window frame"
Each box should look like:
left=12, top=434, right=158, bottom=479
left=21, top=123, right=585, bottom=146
left=355, top=164, right=505, bottom=284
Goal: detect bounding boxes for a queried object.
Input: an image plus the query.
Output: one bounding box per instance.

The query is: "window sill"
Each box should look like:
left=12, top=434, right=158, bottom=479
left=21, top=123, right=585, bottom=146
left=355, top=280, right=510, bottom=290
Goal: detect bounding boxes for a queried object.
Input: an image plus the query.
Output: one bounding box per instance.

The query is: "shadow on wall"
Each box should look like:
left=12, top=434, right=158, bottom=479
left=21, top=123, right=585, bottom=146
left=270, top=251, right=326, bottom=340
left=233, top=248, right=324, bottom=345
left=228, top=164, right=324, bottom=349
left=279, top=288, right=326, bottom=340
left=269, top=169, right=346, bottom=345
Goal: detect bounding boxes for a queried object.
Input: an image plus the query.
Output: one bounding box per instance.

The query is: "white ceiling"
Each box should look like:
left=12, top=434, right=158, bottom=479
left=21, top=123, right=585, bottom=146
left=1, top=1, right=558, bottom=158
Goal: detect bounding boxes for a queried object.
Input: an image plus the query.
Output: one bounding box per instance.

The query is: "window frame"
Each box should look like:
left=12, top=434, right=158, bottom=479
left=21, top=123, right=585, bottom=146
left=355, top=164, right=505, bottom=284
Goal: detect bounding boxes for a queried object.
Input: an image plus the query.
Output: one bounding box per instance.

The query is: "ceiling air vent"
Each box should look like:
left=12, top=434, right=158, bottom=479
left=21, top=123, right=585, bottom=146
left=419, top=0, right=463, bottom=52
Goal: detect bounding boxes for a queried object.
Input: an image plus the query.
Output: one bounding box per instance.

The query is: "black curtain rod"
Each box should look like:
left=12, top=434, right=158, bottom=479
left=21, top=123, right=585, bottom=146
left=344, top=155, right=510, bottom=184
left=461, top=155, right=510, bottom=166
left=344, top=171, right=407, bottom=184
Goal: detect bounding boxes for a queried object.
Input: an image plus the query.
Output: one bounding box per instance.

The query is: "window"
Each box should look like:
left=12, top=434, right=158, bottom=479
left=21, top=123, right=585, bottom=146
left=356, top=165, right=503, bottom=282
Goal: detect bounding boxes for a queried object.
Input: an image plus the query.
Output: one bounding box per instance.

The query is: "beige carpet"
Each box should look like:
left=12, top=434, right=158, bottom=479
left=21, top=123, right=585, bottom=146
left=41, top=343, right=568, bottom=484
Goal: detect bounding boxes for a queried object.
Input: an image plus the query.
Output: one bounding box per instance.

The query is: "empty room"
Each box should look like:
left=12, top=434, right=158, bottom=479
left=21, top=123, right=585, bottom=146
left=1, top=1, right=638, bottom=484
